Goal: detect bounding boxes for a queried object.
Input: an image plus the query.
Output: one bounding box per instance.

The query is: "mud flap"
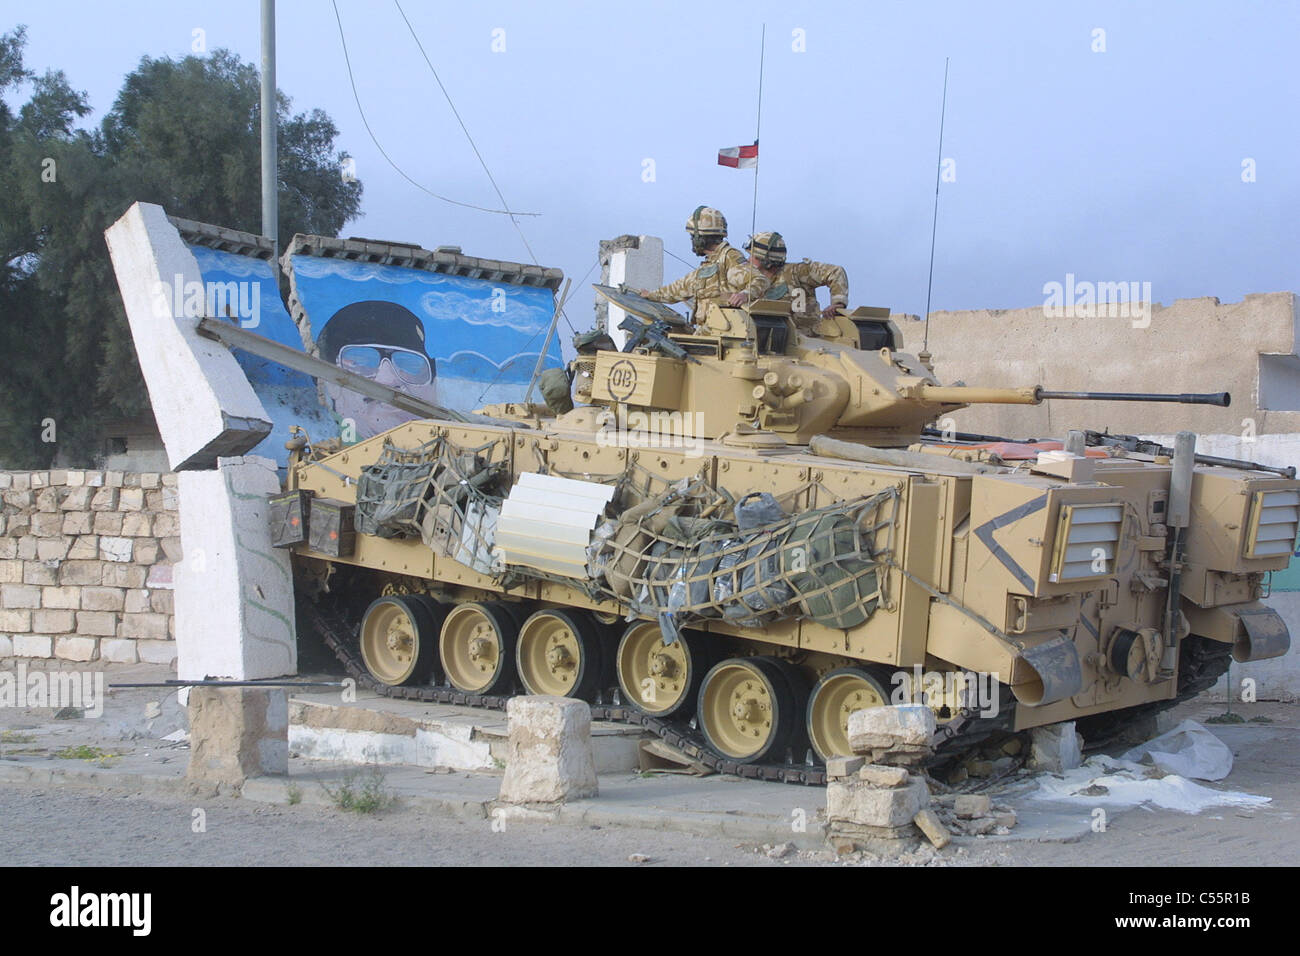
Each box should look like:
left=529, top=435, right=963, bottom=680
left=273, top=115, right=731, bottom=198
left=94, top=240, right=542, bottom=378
left=1012, top=633, right=1084, bottom=707
left=1234, top=606, right=1290, bottom=662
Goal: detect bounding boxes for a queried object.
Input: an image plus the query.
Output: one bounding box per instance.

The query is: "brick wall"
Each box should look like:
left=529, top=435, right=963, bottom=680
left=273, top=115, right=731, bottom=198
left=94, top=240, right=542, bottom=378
left=0, top=469, right=180, bottom=665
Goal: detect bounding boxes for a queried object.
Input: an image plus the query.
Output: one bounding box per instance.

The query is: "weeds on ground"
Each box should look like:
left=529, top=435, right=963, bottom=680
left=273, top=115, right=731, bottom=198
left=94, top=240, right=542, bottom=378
left=1, top=730, right=40, bottom=757
left=53, top=744, right=120, bottom=766
left=321, top=765, right=393, bottom=814
left=1205, top=712, right=1246, bottom=725
left=286, top=784, right=303, bottom=805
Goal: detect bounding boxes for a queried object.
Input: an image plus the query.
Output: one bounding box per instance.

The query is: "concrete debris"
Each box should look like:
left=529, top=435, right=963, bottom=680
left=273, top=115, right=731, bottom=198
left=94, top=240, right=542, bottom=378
left=627, top=853, right=651, bottom=864
left=498, top=696, right=598, bottom=805
left=954, top=794, right=991, bottom=818
left=827, top=775, right=929, bottom=829
left=1028, top=721, right=1083, bottom=773
left=858, top=764, right=910, bottom=788
left=765, top=842, right=795, bottom=859
left=913, top=808, right=952, bottom=849
left=824, top=755, right=865, bottom=778
left=186, top=687, right=288, bottom=787
left=847, top=705, right=936, bottom=753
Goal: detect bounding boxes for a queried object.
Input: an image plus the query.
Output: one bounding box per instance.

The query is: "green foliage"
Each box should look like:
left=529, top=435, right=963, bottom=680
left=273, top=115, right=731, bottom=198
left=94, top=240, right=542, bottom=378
left=322, top=765, right=393, bottom=814
left=0, top=28, right=363, bottom=467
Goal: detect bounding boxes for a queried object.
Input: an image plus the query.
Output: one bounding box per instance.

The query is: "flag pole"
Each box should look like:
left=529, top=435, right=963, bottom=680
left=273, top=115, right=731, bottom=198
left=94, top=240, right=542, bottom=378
left=921, top=57, right=950, bottom=356
left=750, top=24, right=765, bottom=242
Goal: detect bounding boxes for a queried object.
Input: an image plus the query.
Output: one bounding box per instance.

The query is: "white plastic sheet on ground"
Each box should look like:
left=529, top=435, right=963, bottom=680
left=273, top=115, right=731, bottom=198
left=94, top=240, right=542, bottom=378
left=1027, top=719, right=1269, bottom=815
left=1120, top=719, right=1234, bottom=781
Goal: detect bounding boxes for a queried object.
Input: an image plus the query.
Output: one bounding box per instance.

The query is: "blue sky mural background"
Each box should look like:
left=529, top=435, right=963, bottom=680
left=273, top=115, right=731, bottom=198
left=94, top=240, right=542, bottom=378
left=289, top=256, right=564, bottom=411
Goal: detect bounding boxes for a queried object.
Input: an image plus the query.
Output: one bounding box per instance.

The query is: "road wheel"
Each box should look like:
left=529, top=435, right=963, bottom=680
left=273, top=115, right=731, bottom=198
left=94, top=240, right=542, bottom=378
left=516, top=608, right=604, bottom=700
left=698, top=657, right=803, bottom=764
left=439, top=601, right=519, bottom=695
left=359, top=595, right=441, bottom=686
left=616, top=622, right=711, bottom=717
left=806, top=666, right=891, bottom=761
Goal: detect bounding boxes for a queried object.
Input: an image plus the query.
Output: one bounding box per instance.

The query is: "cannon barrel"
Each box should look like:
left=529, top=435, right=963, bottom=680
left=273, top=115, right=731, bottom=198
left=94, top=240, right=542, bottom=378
left=914, top=384, right=1231, bottom=408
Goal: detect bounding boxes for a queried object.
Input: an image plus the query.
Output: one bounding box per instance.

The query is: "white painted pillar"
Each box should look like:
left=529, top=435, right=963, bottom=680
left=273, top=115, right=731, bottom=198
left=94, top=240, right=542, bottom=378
left=606, top=236, right=664, bottom=350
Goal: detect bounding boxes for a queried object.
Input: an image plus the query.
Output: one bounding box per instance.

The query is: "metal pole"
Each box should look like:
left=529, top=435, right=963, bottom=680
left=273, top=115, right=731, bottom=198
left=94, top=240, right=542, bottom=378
left=260, top=0, right=279, bottom=260
left=750, top=24, right=765, bottom=242
left=922, top=58, right=949, bottom=354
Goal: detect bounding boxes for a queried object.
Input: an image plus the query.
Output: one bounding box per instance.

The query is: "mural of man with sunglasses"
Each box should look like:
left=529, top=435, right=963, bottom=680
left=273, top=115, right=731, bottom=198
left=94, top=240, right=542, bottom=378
left=315, top=300, right=439, bottom=440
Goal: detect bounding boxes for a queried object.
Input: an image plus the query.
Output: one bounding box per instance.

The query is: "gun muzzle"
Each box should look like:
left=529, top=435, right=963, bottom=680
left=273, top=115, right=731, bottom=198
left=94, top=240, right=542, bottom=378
left=1035, top=389, right=1231, bottom=407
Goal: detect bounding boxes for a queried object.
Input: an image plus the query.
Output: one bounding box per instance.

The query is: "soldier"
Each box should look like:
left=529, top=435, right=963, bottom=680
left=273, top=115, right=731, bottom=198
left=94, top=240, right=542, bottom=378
left=745, top=231, right=849, bottom=329
left=639, top=206, right=769, bottom=323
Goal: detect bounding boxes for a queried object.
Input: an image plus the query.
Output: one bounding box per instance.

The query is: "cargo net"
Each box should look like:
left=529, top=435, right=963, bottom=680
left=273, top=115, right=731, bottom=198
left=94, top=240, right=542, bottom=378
left=353, top=436, right=509, bottom=575
left=590, top=477, right=899, bottom=641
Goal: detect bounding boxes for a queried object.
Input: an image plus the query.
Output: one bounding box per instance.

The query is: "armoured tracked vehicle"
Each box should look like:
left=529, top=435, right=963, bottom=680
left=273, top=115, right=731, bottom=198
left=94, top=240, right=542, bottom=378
left=264, top=289, right=1296, bottom=783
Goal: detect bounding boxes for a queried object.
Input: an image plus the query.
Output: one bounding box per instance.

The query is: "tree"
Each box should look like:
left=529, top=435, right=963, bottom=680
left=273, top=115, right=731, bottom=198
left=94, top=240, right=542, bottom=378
left=0, top=30, right=363, bottom=467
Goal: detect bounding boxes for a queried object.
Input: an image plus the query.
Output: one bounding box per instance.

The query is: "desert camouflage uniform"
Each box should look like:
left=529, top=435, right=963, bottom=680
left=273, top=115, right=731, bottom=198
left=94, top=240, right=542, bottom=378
left=763, top=259, right=849, bottom=328
left=643, top=242, right=769, bottom=322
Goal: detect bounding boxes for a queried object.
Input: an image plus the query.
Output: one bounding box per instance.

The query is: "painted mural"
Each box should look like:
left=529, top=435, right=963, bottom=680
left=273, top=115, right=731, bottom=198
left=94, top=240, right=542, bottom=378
left=289, top=256, right=564, bottom=441
left=186, top=245, right=336, bottom=470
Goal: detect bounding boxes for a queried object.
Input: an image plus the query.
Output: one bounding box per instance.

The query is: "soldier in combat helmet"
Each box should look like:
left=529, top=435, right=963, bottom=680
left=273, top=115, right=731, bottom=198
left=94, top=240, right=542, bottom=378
left=745, top=231, right=849, bottom=330
left=639, top=206, right=769, bottom=323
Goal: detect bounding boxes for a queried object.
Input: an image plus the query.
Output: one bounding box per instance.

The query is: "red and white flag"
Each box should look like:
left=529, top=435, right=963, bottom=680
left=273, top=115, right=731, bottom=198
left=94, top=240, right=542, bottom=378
left=717, top=141, right=758, bottom=169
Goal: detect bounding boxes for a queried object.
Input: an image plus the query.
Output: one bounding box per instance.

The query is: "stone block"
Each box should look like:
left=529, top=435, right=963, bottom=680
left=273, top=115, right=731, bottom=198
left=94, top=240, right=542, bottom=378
left=498, top=695, right=598, bottom=804
left=914, top=808, right=952, bottom=849
left=34, top=487, right=59, bottom=512
left=11, top=473, right=30, bottom=491
left=124, top=589, right=151, bottom=613
left=1028, top=721, right=1083, bottom=773
left=59, top=561, right=102, bottom=586
left=954, top=794, right=992, bottom=819
left=0, top=559, right=23, bottom=582
left=13, top=634, right=52, bottom=658
left=137, top=639, right=178, bottom=666
left=60, top=487, right=93, bottom=511
left=162, top=474, right=178, bottom=487
left=55, top=636, right=98, bottom=662
left=150, top=589, right=174, bottom=614
left=140, top=473, right=161, bottom=489
left=102, top=564, right=146, bottom=589
left=0, top=473, right=10, bottom=489
left=827, top=775, right=930, bottom=828
left=61, top=512, right=93, bottom=536
left=85, top=471, right=104, bottom=487
left=121, top=512, right=152, bottom=537
left=81, top=586, right=125, bottom=611
left=4, top=489, right=32, bottom=509
left=66, top=536, right=98, bottom=559
left=848, top=705, right=937, bottom=753
left=76, top=611, right=118, bottom=637
left=0, top=540, right=15, bottom=560
left=30, top=512, right=63, bottom=537
left=159, top=536, right=183, bottom=562
left=119, top=612, right=169, bottom=641
left=1, top=583, right=41, bottom=608
left=41, top=585, right=81, bottom=609
left=100, top=537, right=133, bottom=562
left=36, top=537, right=69, bottom=561
left=48, top=470, right=67, bottom=486
left=105, top=471, right=124, bottom=488
left=89, top=487, right=118, bottom=512
left=133, top=539, right=160, bottom=564
left=0, top=634, right=10, bottom=656
left=65, top=472, right=84, bottom=487
left=858, top=764, right=911, bottom=788
left=22, top=561, right=58, bottom=586
left=100, top=639, right=139, bottom=664
left=151, top=512, right=179, bottom=539
left=0, top=608, right=32, bottom=631
left=825, top=755, right=865, bottom=779
left=92, top=512, right=124, bottom=535
left=186, top=687, right=288, bottom=786
left=118, top=488, right=145, bottom=512
left=33, top=608, right=75, bottom=632
left=15, top=535, right=36, bottom=559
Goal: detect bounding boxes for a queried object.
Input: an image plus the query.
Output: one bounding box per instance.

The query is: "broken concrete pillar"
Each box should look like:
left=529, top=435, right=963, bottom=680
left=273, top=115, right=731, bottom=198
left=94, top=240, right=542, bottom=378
left=186, top=687, right=288, bottom=787
left=175, top=456, right=295, bottom=682
left=498, top=696, right=598, bottom=804
left=104, top=201, right=272, bottom=470
left=1028, top=721, right=1083, bottom=772
left=599, top=235, right=664, bottom=350
left=913, top=808, right=952, bottom=849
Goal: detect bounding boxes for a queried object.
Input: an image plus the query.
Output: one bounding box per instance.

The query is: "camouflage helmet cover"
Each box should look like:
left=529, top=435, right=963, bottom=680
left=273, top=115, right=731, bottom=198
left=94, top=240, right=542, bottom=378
left=745, top=231, right=787, bottom=267
left=685, top=205, right=728, bottom=238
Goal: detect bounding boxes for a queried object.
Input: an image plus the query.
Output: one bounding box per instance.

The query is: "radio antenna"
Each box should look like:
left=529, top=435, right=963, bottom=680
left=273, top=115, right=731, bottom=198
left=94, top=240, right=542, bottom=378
left=921, top=58, right=950, bottom=357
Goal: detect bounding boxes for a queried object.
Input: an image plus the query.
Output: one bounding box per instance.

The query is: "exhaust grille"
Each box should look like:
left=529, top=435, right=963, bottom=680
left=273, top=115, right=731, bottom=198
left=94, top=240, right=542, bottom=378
left=1245, top=488, right=1300, bottom=559
left=1049, top=503, right=1124, bottom=582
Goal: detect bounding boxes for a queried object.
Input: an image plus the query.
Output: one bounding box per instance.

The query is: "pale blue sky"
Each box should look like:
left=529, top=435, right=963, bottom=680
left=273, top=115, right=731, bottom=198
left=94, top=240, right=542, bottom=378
left=7, top=0, right=1299, bottom=328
